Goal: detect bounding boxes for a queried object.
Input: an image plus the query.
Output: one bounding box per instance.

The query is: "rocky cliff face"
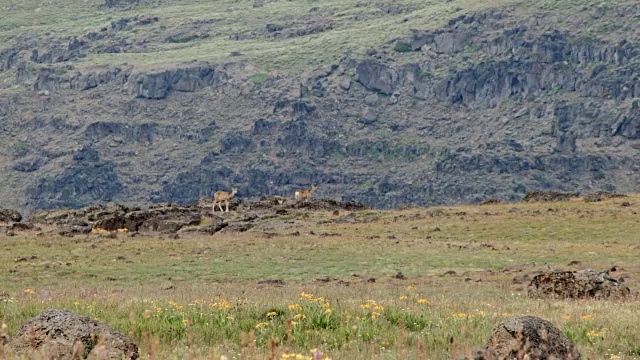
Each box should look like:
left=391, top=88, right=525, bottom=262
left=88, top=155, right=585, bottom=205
left=1, top=2, right=639, bottom=213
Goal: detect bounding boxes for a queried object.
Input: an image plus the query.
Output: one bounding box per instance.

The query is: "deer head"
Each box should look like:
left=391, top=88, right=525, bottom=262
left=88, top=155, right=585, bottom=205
left=231, top=188, right=238, bottom=196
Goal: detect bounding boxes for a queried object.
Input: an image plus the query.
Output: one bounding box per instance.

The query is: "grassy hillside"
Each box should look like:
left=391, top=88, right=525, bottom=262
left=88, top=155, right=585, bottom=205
left=1, top=0, right=633, bottom=72
left=1, top=196, right=639, bottom=358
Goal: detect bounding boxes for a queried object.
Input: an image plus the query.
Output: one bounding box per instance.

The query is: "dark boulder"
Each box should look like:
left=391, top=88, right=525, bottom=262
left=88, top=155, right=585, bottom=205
left=583, top=191, right=627, bottom=202
left=521, top=190, right=579, bottom=203
left=11, top=309, right=138, bottom=359
left=528, top=269, right=630, bottom=299
left=0, top=208, right=22, bottom=223
left=485, top=316, right=581, bottom=360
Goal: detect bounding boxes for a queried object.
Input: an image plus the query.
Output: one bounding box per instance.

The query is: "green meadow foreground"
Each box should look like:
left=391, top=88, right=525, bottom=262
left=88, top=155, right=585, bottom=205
left=1, top=197, right=640, bottom=359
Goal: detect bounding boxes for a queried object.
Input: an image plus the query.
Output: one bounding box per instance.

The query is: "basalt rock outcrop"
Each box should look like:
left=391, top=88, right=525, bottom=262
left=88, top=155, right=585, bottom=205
left=31, top=202, right=209, bottom=234
left=485, top=316, right=581, bottom=360
left=521, top=190, right=579, bottom=203
left=528, top=269, right=631, bottom=299
left=0, top=208, right=22, bottom=223
left=2, top=2, right=640, bottom=212
left=11, top=309, right=139, bottom=360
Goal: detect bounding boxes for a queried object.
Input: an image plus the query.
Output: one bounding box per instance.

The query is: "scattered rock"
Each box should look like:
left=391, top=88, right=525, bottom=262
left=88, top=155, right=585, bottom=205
left=513, top=107, right=530, bottom=118
left=58, top=225, right=92, bottom=236
left=256, top=279, right=285, bottom=287
left=512, top=274, right=530, bottom=284
left=339, top=78, right=351, bottom=90
left=485, top=316, right=581, bottom=360
left=315, top=276, right=331, bottom=283
left=479, top=199, right=501, bottom=205
left=223, top=222, right=254, bottom=232
left=11, top=309, right=138, bottom=359
left=10, top=222, right=35, bottom=231
left=522, top=191, right=579, bottom=203
left=179, top=217, right=228, bottom=235
left=360, top=108, right=378, bottom=124
left=567, top=260, right=581, bottom=266
left=583, top=191, right=627, bottom=203
left=528, top=269, right=630, bottom=299
left=392, top=272, right=406, bottom=280
left=364, top=93, right=380, bottom=106
left=0, top=208, right=22, bottom=223
left=442, top=270, right=457, bottom=276
left=367, top=277, right=376, bottom=283
left=621, top=201, right=631, bottom=207
left=32, top=203, right=204, bottom=234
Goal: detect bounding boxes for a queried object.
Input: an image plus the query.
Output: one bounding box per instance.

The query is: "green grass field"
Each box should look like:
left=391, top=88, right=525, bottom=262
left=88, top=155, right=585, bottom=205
left=1, top=196, right=639, bottom=359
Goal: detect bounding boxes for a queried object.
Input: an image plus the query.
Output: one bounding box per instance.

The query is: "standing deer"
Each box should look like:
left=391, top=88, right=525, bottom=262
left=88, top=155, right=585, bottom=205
left=295, top=184, right=317, bottom=201
left=213, top=187, right=238, bottom=213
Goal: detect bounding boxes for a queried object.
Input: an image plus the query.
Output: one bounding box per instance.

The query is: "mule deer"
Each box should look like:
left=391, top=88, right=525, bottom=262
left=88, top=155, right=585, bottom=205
left=295, top=184, right=317, bottom=201
left=213, top=187, right=238, bottom=213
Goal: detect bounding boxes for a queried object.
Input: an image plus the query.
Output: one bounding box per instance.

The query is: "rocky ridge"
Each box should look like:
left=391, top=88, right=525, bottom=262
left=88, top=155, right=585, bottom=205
left=1, top=1, right=640, bottom=213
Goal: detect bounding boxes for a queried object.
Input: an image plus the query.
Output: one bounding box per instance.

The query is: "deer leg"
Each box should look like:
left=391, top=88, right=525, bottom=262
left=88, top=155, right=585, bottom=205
left=217, top=201, right=224, bottom=212
left=226, top=200, right=230, bottom=212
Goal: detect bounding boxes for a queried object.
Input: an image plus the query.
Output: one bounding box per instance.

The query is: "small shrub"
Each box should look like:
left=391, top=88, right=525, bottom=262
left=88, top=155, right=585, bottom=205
left=248, top=73, right=269, bottom=84
left=417, top=69, right=433, bottom=80
left=167, top=32, right=199, bottom=43
left=394, top=41, right=413, bottom=53
left=592, top=170, right=605, bottom=180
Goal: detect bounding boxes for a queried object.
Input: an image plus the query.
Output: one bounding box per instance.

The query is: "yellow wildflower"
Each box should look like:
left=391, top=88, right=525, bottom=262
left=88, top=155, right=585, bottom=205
left=581, top=315, right=594, bottom=320
left=562, top=315, right=570, bottom=320
left=417, top=298, right=430, bottom=304
left=299, top=292, right=313, bottom=300
left=289, top=304, right=302, bottom=311
left=291, top=321, right=298, bottom=326
left=293, top=314, right=306, bottom=320
left=24, top=289, right=35, bottom=294
left=407, top=285, right=416, bottom=290
left=255, top=322, right=269, bottom=329
left=324, top=309, right=332, bottom=314
left=266, top=311, right=278, bottom=317
left=399, top=296, right=408, bottom=300
left=374, top=305, right=384, bottom=311
left=371, top=312, right=380, bottom=319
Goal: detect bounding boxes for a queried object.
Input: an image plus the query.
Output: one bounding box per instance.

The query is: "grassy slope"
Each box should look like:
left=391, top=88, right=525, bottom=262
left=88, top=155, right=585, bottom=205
left=0, top=196, right=639, bottom=358
left=1, top=0, right=632, bottom=73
